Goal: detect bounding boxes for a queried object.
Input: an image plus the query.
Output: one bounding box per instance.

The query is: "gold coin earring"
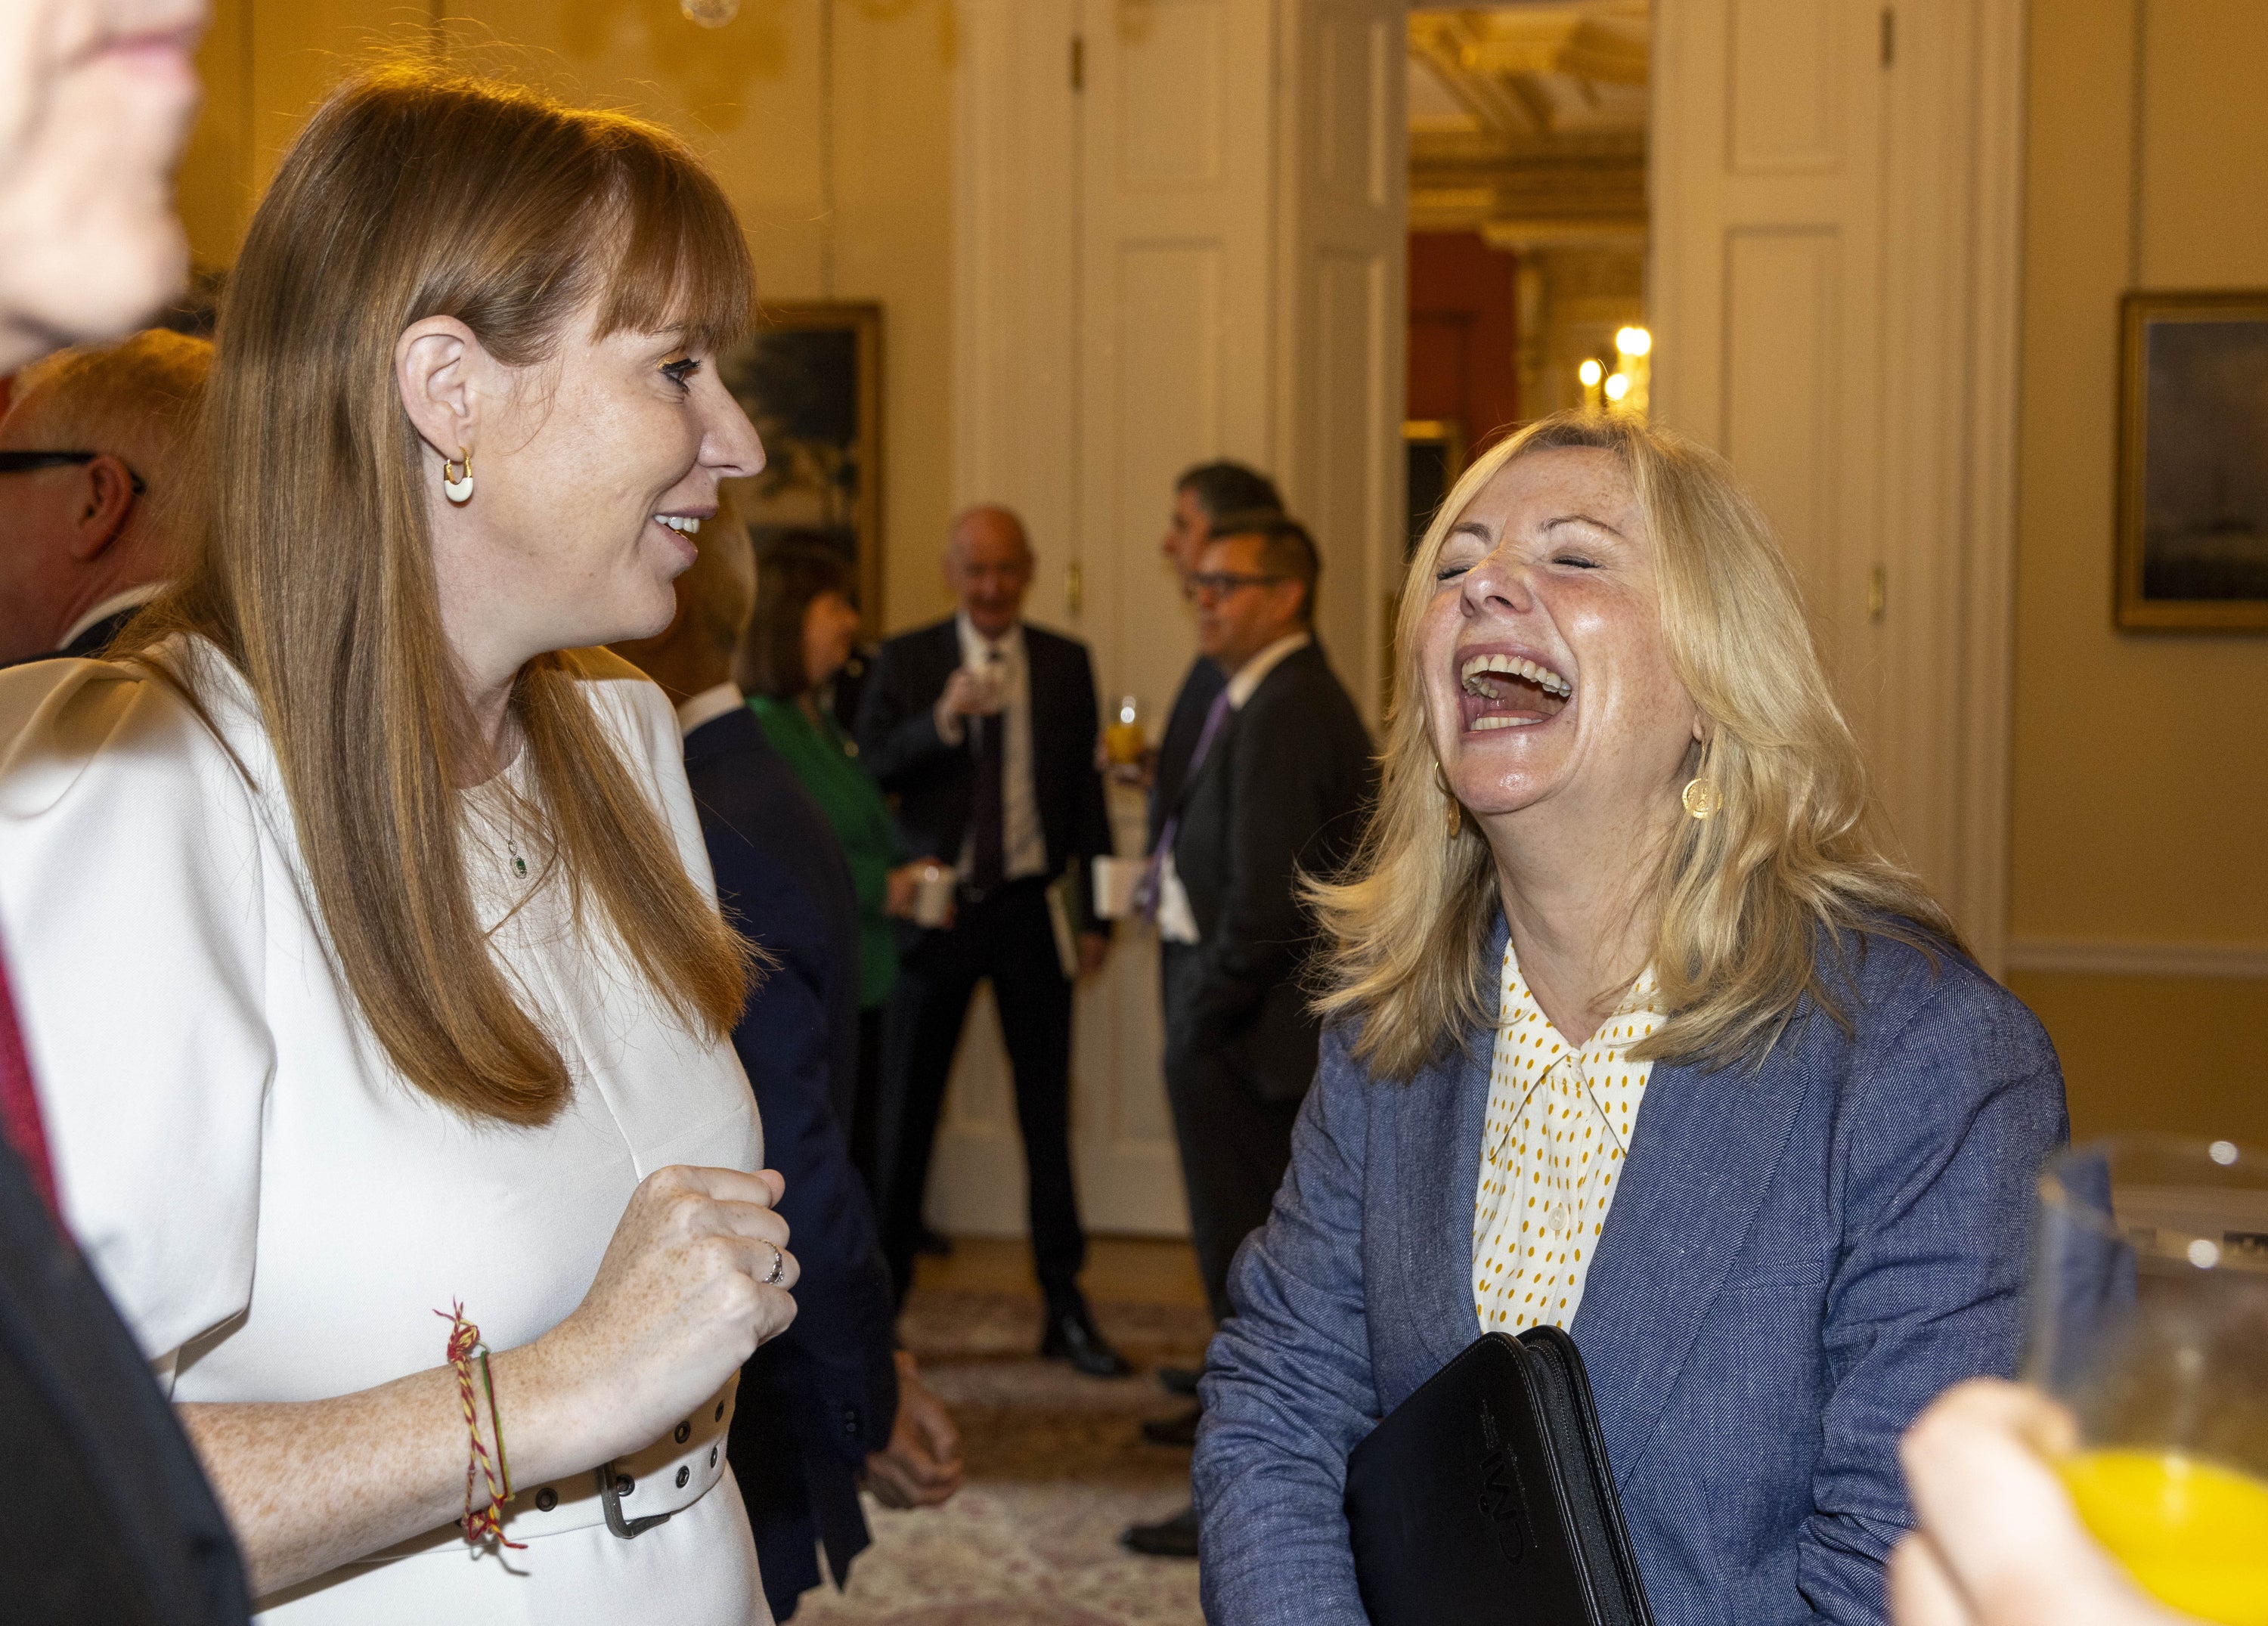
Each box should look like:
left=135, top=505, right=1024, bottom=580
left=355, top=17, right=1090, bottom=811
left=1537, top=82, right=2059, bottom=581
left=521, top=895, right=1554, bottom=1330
left=1434, top=760, right=1464, bottom=838
left=1681, top=776, right=1721, bottom=819
left=442, top=448, right=475, bottom=505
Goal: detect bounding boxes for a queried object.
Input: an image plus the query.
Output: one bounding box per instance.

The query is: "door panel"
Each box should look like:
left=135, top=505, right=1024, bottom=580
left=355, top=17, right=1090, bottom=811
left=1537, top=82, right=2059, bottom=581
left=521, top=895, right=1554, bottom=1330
left=1652, top=0, right=2026, bottom=955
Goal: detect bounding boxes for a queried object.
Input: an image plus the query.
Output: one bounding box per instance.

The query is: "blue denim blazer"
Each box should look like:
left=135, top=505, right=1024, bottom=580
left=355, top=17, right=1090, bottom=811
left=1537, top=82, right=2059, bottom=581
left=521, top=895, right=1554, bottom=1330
left=1194, top=918, right=2067, bottom=1626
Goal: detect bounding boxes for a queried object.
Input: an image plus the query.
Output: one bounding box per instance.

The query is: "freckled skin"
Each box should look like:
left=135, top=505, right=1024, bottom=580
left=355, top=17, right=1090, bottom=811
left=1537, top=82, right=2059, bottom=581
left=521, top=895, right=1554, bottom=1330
left=412, top=308, right=767, bottom=765
left=177, top=316, right=788, bottom=1598
left=1419, top=447, right=1698, bottom=828
left=1417, top=448, right=1706, bottom=1048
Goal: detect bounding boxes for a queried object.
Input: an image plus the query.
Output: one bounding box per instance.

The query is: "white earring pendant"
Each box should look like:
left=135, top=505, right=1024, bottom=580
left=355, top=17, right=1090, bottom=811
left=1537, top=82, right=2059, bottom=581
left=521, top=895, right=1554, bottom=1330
left=442, top=449, right=474, bottom=505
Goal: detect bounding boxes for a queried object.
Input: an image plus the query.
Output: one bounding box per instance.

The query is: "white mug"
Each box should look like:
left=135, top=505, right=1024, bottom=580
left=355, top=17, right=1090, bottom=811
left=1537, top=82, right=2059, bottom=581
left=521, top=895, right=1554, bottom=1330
left=962, top=659, right=1006, bottom=714
left=1090, top=854, right=1142, bottom=921
left=912, top=863, right=958, bottom=928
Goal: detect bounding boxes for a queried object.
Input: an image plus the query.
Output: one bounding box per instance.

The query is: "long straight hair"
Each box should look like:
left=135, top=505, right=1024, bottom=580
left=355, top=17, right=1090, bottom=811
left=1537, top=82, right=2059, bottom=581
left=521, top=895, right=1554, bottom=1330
left=121, top=65, right=754, bottom=1126
left=1309, top=412, right=1959, bottom=1080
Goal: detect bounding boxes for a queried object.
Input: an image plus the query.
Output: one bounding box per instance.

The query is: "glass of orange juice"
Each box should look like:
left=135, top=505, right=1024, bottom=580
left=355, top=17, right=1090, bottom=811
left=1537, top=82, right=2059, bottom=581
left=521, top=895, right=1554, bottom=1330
left=2028, top=1136, right=2268, bottom=1625
left=1104, top=695, right=1145, bottom=767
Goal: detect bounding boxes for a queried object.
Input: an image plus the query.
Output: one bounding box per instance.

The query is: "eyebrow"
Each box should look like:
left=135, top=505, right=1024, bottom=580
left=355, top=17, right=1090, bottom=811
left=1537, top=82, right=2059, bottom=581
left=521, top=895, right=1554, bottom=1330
left=1541, top=512, right=1628, bottom=540
left=1448, top=520, right=1492, bottom=542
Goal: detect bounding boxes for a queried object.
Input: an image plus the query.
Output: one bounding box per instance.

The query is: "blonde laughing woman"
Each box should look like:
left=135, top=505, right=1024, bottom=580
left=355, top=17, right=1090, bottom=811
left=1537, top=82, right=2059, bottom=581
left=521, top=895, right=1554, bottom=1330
left=0, top=67, right=798, bottom=1621
left=1193, top=412, right=2068, bottom=1626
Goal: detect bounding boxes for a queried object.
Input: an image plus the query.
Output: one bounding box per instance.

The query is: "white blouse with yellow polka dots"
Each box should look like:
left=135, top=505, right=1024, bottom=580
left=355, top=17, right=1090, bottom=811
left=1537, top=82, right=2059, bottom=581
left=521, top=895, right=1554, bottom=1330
left=1471, top=939, right=1664, bottom=1334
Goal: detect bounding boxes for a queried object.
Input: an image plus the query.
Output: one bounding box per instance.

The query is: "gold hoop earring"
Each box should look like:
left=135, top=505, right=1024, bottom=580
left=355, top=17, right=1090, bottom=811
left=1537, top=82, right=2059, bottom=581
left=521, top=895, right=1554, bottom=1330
left=1681, top=777, right=1721, bottom=820
left=1434, top=760, right=1463, bottom=838
left=442, top=448, right=475, bottom=505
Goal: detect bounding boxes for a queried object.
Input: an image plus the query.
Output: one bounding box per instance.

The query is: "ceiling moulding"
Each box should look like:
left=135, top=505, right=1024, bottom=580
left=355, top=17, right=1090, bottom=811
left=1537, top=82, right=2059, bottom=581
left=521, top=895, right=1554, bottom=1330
left=1407, top=3, right=1649, bottom=154
left=1410, top=150, right=1646, bottom=243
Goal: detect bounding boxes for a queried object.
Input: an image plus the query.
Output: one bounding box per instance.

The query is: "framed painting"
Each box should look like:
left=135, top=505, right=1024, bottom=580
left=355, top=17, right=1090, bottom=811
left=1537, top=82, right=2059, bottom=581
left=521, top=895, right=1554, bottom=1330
left=2117, top=291, right=2268, bottom=631
left=718, top=301, right=885, bottom=630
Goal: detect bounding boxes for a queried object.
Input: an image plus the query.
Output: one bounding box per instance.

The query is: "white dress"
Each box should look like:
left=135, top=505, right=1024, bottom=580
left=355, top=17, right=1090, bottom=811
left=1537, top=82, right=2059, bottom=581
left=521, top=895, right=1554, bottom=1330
left=0, top=639, right=773, bottom=1624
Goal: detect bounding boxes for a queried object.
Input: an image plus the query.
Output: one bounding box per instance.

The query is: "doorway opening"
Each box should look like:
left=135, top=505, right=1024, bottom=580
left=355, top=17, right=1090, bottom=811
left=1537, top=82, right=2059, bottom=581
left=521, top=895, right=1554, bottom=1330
left=1404, top=3, right=1650, bottom=556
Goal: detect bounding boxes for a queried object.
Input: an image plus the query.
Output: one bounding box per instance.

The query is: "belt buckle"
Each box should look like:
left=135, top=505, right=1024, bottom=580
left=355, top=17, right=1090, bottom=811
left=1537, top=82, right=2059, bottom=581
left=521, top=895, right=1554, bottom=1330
left=595, top=1464, right=674, bottom=1539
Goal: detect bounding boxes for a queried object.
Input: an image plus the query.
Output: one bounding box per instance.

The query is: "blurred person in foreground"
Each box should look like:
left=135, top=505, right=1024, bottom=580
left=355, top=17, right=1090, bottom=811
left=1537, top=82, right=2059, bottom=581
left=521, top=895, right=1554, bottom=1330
left=0, top=0, right=250, bottom=1621
left=1194, top=411, right=2068, bottom=1625
left=615, top=500, right=963, bottom=1621
left=0, top=328, right=209, bottom=664
left=739, top=539, right=942, bottom=1203
left=1892, top=1380, right=2200, bottom=1626
left=0, top=67, right=804, bottom=1618
left=856, top=505, right=1125, bottom=1374
left=1123, top=513, right=1373, bottom=1559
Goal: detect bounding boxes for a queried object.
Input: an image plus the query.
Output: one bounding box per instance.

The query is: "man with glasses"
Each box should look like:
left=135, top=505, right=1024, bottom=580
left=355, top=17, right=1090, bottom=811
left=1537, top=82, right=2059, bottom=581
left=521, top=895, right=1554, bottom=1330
left=1124, top=515, right=1374, bottom=1558
left=1, top=328, right=209, bottom=665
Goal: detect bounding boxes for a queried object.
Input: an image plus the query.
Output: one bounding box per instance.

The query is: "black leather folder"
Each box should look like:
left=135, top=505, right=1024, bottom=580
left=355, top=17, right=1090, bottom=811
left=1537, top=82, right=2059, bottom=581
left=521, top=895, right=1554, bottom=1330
left=1343, top=1327, right=1654, bottom=1626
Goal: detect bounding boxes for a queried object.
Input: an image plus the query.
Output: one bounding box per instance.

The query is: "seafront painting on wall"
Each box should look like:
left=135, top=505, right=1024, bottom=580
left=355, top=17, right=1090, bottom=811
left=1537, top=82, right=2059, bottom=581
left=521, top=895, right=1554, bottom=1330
left=2118, top=291, right=2268, bottom=630
left=719, top=302, right=885, bottom=630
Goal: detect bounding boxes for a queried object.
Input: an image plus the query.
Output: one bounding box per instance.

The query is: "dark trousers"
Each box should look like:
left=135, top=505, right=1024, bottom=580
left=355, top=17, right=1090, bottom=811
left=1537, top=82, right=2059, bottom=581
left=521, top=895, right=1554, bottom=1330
left=1160, top=942, right=1305, bottom=1325
left=849, top=1005, right=886, bottom=1212
left=877, top=877, right=1085, bottom=1307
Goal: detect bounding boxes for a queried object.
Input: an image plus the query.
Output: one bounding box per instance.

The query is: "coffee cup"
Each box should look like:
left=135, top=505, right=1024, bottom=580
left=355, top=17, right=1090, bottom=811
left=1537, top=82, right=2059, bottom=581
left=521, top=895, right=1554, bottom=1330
left=1091, top=855, right=1141, bottom=921
left=912, top=863, right=957, bottom=928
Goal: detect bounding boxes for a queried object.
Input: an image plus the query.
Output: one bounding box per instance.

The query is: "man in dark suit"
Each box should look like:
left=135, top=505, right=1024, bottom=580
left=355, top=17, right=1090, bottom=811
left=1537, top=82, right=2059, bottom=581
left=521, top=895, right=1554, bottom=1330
left=613, top=517, right=963, bottom=1618
left=1140, top=463, right=1286, bottom=856
left=0, top=330, right=207, bottom=666
left=1124, top=515, right=1375, bottom=1557
left=1126, top=461, right=1286, bottom=1412
left=855, top=505, right=1128, bottom=1376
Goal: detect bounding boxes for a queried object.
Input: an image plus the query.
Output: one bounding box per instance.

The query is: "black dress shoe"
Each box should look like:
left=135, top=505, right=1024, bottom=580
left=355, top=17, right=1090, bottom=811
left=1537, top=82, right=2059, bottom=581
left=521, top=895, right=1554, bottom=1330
left=1139, top=1404, right=1201, bottom=1447
left=916, top=1224, right=954, bottom=1259
left=1040, top=1295, right=1133, bottom=1378
left=1121, top=1503, right=1200, bottom=1559
left=1157, top=1364, right=1202, bottom=1397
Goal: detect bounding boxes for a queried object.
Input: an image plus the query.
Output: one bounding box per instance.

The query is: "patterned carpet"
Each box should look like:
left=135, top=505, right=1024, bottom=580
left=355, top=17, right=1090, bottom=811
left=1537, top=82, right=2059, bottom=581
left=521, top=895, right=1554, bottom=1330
left=790, top=1250, right=1213, bottom=1625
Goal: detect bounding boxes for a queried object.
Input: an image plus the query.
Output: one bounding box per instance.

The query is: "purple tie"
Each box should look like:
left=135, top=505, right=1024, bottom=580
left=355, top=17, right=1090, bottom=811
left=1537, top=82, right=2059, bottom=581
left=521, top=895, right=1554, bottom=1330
left=1139, top=685, right=1233, bottom=919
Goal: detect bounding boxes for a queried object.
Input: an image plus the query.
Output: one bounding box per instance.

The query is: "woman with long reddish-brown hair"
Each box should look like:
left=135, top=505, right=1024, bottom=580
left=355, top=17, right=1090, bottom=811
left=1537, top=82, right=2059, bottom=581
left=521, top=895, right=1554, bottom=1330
left=0, top=65, right=799, bottom=1619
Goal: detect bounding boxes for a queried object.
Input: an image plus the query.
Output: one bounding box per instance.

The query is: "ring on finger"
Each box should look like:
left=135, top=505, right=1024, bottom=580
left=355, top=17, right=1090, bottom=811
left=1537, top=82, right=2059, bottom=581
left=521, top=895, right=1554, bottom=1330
left=763, top=1242, right=785, bottom=1287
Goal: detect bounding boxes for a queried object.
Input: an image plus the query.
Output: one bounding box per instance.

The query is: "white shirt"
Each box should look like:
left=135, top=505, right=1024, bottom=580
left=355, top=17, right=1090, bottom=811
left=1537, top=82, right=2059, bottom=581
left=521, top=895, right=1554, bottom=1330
left=1157, top=631, right=1312, bottom=945
left=1471, top=938, right=1662, bottom=1334
left=947, top=612, right=1047, bottom=884
left=0, top=640, right=769, bottom=1624
left=58, top=580, right=165, bottom=651
left=674, top=680, right=745, bottom=737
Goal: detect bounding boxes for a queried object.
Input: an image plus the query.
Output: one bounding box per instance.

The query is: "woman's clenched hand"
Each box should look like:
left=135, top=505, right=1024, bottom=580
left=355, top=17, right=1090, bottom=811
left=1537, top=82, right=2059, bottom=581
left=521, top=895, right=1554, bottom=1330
left=516, top=1165, right=798, bottom=1472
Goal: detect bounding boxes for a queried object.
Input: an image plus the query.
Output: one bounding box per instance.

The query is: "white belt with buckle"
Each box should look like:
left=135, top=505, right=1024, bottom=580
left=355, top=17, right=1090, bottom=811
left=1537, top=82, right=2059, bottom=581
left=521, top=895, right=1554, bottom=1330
left=363, top=1371, right=738, bottom=1559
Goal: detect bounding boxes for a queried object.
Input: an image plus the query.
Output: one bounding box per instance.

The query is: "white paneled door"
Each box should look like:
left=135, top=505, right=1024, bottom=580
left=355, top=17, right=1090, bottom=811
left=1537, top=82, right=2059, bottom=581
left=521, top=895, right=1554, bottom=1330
left=1650, top=0, right=2025, bottom=963
left=937, top=0, right=1405, bottom=1240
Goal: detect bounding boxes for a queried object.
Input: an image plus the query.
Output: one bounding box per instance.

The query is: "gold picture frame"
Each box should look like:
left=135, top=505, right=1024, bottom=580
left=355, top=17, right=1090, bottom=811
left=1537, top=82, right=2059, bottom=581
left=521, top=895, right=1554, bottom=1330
left=719, top=301, right=886, bottom=633
left=2116, top=290, right=2268, bottom=632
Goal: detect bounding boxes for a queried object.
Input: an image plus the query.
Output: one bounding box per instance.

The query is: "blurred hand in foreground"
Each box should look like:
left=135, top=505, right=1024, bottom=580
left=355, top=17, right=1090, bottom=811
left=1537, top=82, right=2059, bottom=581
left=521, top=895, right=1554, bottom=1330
left=1892, top=1379, right=2195, bottom=1626
left=865, top=1349, right=964, bottom=1510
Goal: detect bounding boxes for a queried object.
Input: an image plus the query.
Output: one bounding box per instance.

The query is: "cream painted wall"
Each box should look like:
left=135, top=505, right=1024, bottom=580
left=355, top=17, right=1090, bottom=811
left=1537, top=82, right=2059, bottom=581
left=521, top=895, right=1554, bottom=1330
left=2013, top=0, right=2268, bottom=1142
left=175, top=0, right=956, bottom=636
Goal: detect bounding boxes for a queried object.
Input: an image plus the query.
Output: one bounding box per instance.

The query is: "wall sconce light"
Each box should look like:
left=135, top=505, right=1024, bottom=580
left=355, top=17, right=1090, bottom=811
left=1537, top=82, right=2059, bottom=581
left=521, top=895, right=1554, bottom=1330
left=1578, top=358, right=1603, bottom=388
left=1603, top=372, right=1630, bottom=403
left=1615, top=326, right=1652, bottom=358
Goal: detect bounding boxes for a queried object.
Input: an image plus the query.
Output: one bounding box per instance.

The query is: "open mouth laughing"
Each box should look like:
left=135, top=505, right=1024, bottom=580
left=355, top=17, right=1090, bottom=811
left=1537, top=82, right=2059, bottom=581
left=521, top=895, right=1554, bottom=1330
left=1458, top=649, right=1573, bottom=732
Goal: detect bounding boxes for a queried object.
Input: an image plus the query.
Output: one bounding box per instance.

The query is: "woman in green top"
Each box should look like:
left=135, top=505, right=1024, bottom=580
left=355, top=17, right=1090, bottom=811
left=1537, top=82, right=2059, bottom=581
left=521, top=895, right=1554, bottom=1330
left=738, top=544, right=939, bottom=1194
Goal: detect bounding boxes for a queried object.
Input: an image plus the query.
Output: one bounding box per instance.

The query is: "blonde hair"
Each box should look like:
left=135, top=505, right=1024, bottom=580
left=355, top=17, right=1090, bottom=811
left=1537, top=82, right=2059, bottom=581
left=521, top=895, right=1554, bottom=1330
left=681, top=488, right=758, bottom=659
left=119, top=64, right=754, bottom=1126
left=1309, top=412, right=1957, bottom=1079
left=4, top=329, right=212, bottom=493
